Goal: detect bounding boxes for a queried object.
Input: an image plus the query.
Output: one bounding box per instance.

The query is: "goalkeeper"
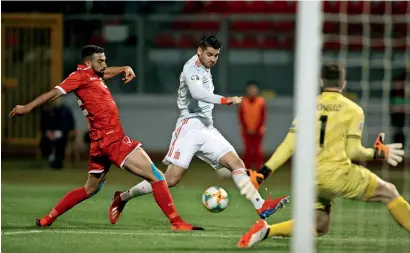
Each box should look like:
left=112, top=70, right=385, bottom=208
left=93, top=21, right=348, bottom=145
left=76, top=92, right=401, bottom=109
left=239, top=64, right=409, bottom=248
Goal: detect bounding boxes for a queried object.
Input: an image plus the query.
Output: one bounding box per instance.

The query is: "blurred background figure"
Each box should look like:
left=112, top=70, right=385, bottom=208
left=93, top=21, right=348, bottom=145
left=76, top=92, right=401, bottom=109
left=238, top=81, right=267, bottom=170
left=390, top=68, right=409, bottom=147
left=39, top=98, right=76, bottom=169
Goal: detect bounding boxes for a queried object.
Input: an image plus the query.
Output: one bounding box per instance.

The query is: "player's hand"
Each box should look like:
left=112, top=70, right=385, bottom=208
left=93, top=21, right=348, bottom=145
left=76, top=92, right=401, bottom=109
left=122, top=66, right=135, bottom=84
left=227, top=96, right=243, bottom=105
left=373, top=133, right=404, bottom=166
left=246, top=169, right=265, bottom=188
left=9, top=105, right=31, bottom=118
left=237, top=178, right=259, bottom=200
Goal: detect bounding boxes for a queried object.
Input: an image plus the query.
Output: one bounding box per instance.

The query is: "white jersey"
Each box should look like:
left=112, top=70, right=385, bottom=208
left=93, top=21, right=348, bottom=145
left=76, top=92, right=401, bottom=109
left=177, top=55, right=224, bottom=126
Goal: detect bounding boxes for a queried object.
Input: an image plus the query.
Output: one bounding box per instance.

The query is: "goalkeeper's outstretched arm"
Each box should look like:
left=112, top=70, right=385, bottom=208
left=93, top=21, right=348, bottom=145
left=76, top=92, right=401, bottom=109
left=346, top=137, right=374, bottom=161
left=256, top=132, right=296, bottom=181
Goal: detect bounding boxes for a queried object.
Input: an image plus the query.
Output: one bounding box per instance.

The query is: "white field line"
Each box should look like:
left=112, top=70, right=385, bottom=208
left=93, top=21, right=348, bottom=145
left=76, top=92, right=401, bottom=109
left=2, top=230, right=409, bottom=244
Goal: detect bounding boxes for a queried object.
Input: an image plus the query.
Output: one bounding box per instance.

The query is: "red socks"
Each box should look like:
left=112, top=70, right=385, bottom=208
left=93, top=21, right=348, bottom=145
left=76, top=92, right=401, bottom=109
left=151, top=180, right=183, bottom=224
left=48, top=187, right=89, bottom=220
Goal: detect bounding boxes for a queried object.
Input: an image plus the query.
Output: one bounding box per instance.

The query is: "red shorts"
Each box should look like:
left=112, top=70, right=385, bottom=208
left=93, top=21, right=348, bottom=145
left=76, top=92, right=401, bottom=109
left=88, top=130, right=141, bottom=174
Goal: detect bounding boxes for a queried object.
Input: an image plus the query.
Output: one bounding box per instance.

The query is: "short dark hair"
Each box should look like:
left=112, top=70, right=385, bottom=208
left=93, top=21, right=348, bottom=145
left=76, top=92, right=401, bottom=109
left=81, top=45, right=104, bottom=60
left=321, top=64, right=345, bottom=88
left=246, top=80, right=258, bottom=87
left=199, top=35, right=222, bottom=50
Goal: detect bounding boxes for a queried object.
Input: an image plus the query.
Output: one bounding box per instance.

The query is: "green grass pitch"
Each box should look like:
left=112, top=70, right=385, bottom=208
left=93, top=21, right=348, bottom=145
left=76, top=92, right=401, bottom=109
left=2, top=159, right=410, bottom=253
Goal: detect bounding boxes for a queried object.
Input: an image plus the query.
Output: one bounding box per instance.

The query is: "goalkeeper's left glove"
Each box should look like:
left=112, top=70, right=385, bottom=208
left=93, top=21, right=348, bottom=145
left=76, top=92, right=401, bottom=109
left=246, top=165, right=272, bottom=188
left=373, top=133, right=405, bottom=167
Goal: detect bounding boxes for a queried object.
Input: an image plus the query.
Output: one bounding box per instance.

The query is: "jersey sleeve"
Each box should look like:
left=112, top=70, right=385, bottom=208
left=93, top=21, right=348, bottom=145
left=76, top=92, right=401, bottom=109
left=347, top=108, right=365, bottom=139
left=183, top=66, right=225, bottom=104
left=55, top=72, right=86, bottom=95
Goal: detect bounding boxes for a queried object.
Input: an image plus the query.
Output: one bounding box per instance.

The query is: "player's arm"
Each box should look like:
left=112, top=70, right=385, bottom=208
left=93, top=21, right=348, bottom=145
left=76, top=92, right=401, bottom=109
left=9, top=88, right=63, bottom=118
left=9, top=72, right=84, bottom=118
left=184, top=67, right=241, bottom=105
left=346, top=109, right=404, bottom=166
left=103, top=66, right=135, bottom=83
left=247, top=121, right=296, bottom=187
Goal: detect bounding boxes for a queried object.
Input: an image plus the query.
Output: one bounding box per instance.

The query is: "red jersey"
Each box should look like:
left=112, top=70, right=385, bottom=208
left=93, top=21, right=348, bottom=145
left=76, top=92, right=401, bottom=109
left=55, top=64, right=122, bottom=141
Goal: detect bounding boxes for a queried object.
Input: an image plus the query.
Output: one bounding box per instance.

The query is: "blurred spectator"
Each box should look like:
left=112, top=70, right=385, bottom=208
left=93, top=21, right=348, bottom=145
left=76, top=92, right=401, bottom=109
left=39, top=98, right=75, bottom=169
left=390, top=69, right=409, bottom=146
left=238, top=81, right=267, bottom=170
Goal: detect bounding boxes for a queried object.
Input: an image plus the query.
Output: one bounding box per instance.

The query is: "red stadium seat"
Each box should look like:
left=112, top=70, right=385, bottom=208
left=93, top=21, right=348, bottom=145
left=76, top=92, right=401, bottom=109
left=323, top=41, right=341, bottom=50
left=242, top=36, right=259, bottom=48
left=155, top=35, right=175, bottom=48
left=370, top=1, right=386, bottom=14
left=323, top=1, right=342, bottom=13
left=226, top=1, right=247, bottom=13
left=266, top=1, right=297, bottom=13
left=229, top=36, right=242, bottom=48
left=277, top=35, right=293, bottom=50
left=260, top=36, right=279, bottom=49
left=190, top=21, right=220, bottom=31
left=348, top=1, right=365, bottom=14
left=230, top=21, right=275, bottom=31
left=273, top=22, right=294, bottom=32
left=246, top=1, right=268, bottom=13
left=393, top=1, right=409, bottom=14
left=202, top=1, right=228, bottom=13
left=177, top=35, right=196, bottom=48
left=323, top=22, right=339, bottom=34
left=182, top=1, right=202, bottom=13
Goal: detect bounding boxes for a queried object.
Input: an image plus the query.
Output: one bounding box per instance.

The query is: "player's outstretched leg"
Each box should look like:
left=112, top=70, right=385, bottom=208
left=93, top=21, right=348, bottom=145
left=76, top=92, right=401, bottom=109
left=109, top=165, right=184, bottom=224
left=218, top=151, right=290, bottom=219
left=120, top=147, right=203, bottom=231
left=36, top=173, right=106, bottom=226
left=367, top=177, right=410, bottom=232
left=238, top=209, right=329, bottom=248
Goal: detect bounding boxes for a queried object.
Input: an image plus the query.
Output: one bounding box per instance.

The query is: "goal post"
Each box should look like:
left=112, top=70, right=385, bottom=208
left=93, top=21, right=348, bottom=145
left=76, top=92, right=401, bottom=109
left=291, top=1, right=323, bottom=253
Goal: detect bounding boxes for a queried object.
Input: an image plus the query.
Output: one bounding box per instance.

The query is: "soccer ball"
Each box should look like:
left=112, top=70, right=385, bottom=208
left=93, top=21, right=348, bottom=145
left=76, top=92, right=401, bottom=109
left=202, top=186, right=229, bottom=213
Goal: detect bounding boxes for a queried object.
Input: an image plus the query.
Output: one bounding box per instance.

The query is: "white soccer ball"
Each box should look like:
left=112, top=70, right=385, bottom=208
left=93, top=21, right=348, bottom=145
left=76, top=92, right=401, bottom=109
left=202, top=186, right=229, bottom=213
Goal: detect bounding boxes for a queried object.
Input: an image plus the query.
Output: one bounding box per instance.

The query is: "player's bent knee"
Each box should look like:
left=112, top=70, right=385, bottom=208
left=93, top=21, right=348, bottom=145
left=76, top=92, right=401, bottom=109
left=219, top=151, right=245, bottom=170
left=164, top=165, right=185, bottom=187
left=84, top=174, right=106, bottom=196
left=375, top=180, right=400, bottom=202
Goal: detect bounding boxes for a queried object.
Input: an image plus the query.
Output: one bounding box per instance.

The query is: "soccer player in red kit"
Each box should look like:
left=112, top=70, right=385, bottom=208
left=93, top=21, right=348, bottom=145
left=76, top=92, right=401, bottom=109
left=9, top=45, right=202, bottom=231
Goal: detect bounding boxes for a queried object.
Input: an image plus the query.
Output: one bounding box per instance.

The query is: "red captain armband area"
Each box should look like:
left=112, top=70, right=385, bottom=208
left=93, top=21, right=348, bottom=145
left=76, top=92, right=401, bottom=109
left=221, top=97, right=228, bottom=105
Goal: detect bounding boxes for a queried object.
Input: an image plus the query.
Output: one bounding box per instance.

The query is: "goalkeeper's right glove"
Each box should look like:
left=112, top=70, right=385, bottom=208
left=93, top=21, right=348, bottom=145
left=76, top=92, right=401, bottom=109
left=373, top=133, right=405, bottom=167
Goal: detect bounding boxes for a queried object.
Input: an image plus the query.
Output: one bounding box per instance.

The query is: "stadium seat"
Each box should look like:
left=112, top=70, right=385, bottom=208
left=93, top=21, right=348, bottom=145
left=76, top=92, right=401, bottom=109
left=155, top=34, right=175, bottom=48
left=323, top=22, right=340, bottom=34
left=393, top=1, right=409, bottom=14
left=225, top=1, right=247, bottom=13
left=203, top=1, right=228, bottom=13
left=274, top=22, right=294, bottom=32
left=242, top=36, right=259, bottom=48
left=230, top=21, right=275, bottom=31
left=348, top=1, right=365, bottom=14
left=278, top=36, right=293, bottom=50
left=323, top=41, right=341, bottom=50
left=191, top=21, right=220, bottom=31
left=266, top=1, right=297, bottom=13
left=229, top=36, right=242, bottom=48
left=260, top=36, right=279, bottom=49
left=177, top=35, right=196, bottom=48
left=245, top=1, right=268, bottom=13
left=323, top=1, right=342, bottom=13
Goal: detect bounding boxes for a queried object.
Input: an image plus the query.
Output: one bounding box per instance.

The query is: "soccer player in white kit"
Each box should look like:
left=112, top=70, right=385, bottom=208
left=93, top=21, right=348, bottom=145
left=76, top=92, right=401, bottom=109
left=109, top=35, right=290, bottom=227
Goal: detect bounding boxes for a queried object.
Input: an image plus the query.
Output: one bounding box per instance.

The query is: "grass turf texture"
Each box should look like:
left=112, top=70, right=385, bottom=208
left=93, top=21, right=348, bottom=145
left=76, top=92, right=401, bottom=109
left=2, top=159, right=410, bottom=253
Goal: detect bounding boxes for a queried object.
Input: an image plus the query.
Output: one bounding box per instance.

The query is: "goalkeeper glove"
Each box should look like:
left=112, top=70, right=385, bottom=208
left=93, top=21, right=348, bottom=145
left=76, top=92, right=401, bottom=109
left=373, top=133, right=405, bottom=167
left=246, top=165, right=273, bottom=188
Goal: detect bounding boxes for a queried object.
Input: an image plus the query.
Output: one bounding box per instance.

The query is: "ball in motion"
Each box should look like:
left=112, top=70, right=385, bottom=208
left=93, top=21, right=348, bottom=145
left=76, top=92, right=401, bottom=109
left=202, top=186, right=229, bottom=213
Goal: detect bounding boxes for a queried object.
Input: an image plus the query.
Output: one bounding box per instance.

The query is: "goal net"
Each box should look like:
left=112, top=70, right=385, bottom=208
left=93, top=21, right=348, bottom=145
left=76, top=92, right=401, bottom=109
left=316, top=1, right=410, bottom=252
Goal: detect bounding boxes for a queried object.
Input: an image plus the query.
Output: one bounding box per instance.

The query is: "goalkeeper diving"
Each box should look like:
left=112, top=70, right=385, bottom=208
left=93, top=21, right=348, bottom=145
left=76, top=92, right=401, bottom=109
left=239, top=64, right=409, bottom=248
